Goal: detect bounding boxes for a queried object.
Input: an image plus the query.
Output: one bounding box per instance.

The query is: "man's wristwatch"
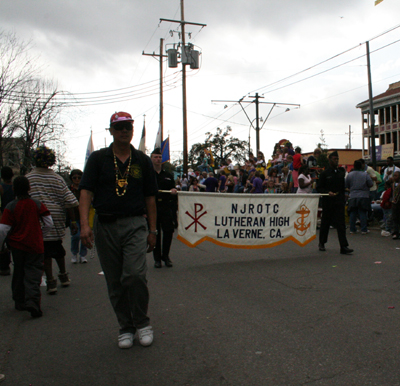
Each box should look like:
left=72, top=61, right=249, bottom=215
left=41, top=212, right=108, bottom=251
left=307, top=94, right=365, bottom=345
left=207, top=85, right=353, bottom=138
left=149, top=230, right=158, bottom=235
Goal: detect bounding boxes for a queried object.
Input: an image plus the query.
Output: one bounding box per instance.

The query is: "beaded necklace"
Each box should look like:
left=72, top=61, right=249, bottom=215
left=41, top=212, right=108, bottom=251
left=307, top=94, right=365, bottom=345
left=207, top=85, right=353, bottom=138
left=113, top=150, right=132, bottom=197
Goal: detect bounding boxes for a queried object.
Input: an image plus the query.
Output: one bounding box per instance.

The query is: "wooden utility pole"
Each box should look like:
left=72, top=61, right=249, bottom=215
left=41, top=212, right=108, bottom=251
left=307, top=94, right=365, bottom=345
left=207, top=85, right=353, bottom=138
left=212, top=97, right=300, bottom=155
left=160, top=0, right=206, bottom=175
left=181, top=0, right=188, bottom=175
left=366, top=41, right=376, bottom=169
left=142, top=38, right=167, bottom=142
left=249, top=93, right=262, bottom=154
left=345, top=125, right=352, bottom=149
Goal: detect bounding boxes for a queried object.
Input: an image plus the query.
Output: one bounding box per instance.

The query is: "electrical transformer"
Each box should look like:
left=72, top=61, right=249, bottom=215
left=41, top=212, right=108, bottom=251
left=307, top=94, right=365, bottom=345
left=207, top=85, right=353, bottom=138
left=167, top=49, right=178, bottom=68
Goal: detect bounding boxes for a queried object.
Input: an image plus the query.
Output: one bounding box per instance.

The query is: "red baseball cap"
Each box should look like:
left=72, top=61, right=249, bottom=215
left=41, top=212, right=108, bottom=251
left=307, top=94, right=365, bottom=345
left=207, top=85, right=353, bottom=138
left=110, top=111, right=134, bottom=125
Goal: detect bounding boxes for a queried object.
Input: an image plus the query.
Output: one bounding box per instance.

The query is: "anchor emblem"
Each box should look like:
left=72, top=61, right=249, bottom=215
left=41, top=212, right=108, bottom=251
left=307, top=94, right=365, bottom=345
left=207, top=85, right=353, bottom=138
left=294, top=204, right=311, bottom=236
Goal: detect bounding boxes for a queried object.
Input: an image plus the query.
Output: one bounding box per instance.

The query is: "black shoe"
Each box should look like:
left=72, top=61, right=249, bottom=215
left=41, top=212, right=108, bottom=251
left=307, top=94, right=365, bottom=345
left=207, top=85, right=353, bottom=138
left=15, top=302, right=26, bottom=311
left=318, top=243, right=326, bottom=251
left=154, top=261, right=162, bottom=268
left=25, top=306, right=43, bottom=318
left=163, top=258, right=173, bottom=268
left=340, top=247, right=354, bottom=255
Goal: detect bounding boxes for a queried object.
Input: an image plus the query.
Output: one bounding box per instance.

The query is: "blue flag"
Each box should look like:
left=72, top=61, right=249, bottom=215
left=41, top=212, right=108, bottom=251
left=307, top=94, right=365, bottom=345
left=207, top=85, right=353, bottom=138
left=161, top=137, right=170, bottom=164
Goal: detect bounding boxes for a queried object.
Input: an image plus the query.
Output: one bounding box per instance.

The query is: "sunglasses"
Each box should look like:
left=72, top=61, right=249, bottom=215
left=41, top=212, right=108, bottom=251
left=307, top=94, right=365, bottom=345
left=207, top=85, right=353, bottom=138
left=112, top=122, right=133, bottom=131
left=72, top=175, right=82, bottom=180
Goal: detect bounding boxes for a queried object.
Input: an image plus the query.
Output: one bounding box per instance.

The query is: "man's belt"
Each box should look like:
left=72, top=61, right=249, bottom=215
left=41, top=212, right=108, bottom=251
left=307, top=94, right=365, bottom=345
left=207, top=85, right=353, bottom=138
left=96, top=212, right=142, bottom=223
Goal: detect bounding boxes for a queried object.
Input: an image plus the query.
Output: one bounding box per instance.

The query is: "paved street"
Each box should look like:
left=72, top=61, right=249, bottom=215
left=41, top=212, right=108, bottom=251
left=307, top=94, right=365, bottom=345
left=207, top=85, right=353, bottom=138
left=1, top=225, right=400, bottom=386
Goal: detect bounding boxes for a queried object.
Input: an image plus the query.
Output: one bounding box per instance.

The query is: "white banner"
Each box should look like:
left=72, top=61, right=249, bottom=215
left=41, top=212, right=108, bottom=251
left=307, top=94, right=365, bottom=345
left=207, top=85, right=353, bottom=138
left=178, top=192, right=320, bottom=249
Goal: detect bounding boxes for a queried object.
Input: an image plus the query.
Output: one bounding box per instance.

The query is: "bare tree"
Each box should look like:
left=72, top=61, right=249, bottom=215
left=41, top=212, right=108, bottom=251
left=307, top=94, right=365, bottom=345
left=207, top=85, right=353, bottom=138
left=17, top=79, right=67, bottom=174
left=0, top=30, right=37, bottom=167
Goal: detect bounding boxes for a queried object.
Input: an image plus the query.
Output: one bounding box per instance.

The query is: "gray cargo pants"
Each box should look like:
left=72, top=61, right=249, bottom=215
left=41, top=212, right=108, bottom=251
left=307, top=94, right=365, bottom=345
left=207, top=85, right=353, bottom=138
left=94, top=214, right=150, bottom=334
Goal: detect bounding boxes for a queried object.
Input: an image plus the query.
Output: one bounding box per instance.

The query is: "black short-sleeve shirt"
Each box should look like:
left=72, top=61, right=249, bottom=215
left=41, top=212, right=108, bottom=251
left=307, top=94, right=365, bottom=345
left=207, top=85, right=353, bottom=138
left=155, top=169, right=176, bottom=210
left=80, top=144, right=158, bottom=216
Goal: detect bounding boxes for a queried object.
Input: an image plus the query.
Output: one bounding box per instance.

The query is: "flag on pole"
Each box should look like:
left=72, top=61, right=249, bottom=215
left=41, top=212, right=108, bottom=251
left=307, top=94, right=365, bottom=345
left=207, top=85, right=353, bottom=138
left=155, top=122, right=162, bottom=149
left=375, top=0, right=384, bottom=5
left=84, top=131, right=94, bottom=168
left=138, top=120, right=146, bottom=153
left=161, top=137, right=170, bottom=163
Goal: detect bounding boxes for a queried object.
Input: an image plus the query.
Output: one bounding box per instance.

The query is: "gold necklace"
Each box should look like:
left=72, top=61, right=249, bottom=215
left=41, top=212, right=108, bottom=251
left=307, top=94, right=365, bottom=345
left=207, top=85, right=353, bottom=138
left=113, top=150, right=132, bottom=197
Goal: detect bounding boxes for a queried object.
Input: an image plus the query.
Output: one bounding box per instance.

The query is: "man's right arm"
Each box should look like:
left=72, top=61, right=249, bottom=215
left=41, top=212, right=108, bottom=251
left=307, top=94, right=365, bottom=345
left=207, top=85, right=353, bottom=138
left=79, top=189, right=94, bottom=249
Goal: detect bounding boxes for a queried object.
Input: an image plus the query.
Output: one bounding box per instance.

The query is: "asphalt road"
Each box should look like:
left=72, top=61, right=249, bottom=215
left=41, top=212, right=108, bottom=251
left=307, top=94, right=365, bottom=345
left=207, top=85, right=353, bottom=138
left=0, top=225, right=399, bottom=386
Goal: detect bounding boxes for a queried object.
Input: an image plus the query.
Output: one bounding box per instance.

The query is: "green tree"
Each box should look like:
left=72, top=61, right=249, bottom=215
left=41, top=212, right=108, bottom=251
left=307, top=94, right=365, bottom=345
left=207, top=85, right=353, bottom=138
left=188, top=126, right=248, bottom=169
left=162, top=161, right=175, bottom=175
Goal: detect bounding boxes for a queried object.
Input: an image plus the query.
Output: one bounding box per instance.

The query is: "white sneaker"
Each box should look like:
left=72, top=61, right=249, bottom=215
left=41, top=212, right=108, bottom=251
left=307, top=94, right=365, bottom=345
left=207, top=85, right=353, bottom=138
left=137, top=326, right=153, bottom=347
left=361, top=230, right=370, bottom=235
left=381, top=230, right=391, bottom=237
left=118, top=333, right=134, bottom=349
left=71, top=254, right=78, bottom=264
left=80, top=256, right=88, bottom=264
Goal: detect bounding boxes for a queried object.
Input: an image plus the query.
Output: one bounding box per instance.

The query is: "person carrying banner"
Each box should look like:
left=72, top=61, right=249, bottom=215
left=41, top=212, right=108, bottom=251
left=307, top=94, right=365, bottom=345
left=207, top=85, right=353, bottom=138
left=79, top=111, right=158, bottom=349
left=317, top=151, right=353, bottom=255
left=150, top=148, right=177, bottom=268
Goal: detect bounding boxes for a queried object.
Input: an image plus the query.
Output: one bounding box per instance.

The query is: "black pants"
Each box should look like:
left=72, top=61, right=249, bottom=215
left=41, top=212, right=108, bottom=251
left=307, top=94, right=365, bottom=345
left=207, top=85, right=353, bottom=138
left=319, top=199, right=348, bottom=249
left=43, top=240, right=66, bottom=280
left=153, top=208, right=174, bottom=262
left=11, top=248, right=44, bottom=309
left=0, top=248, right=11, bottom=271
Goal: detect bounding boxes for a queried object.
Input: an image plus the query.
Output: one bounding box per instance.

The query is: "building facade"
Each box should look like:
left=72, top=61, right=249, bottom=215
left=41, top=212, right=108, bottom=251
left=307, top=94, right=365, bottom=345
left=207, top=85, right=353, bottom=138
left=357, top=81, right=400, bottom=161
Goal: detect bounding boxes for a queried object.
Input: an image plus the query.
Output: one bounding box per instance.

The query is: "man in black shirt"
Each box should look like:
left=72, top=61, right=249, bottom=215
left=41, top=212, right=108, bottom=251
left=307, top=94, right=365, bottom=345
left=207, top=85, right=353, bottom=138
left=151, top=148, right=177, bottom=268
left=80, top=111, right=158, bottom=349
left=317, top=151, right=353, bottom=255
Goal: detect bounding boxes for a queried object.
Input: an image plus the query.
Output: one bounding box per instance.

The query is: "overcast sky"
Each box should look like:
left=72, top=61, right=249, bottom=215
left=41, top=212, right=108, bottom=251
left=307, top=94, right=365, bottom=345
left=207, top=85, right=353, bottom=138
left=1, top=0, right=400, bottom=168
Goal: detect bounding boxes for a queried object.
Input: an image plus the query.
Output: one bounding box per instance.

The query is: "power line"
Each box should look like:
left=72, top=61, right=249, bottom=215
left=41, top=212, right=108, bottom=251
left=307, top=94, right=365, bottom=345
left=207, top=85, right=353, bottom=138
left=3, top=76, right=182, bottom=107
left=5, top=70, right=182, bottom=99
left=249, top=23, right=400, bottom=96
left=262, top=37, right=400, bottom=97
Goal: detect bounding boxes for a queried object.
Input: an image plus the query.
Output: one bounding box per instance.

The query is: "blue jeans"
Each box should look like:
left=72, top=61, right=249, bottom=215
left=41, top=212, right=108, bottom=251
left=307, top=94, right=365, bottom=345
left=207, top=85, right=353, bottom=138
left=70, top=221, right=87, bottom=257
left=382, top=208, right=392, bottom=232
left=350, top=208, right=368, bottom=233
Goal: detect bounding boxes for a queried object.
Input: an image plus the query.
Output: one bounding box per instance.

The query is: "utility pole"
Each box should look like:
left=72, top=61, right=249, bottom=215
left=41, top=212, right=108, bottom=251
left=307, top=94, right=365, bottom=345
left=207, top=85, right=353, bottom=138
left=160, top=0, right=206, bottom=175
left=181, top=1, right=188, bottom=175
left=345, top=125, right=352, bottom=149
left=142, top=38, right=167, bottom=142
left=212, top=96, right=300, bottom=155
left=366, top=41, right=377, bottom=170
left=249, top=93, right=262, bottom=153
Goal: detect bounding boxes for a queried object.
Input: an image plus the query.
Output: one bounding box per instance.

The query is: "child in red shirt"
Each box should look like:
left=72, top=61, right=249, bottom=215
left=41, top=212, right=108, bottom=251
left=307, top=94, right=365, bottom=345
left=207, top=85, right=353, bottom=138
left=0, top=176, right=53, bottom=317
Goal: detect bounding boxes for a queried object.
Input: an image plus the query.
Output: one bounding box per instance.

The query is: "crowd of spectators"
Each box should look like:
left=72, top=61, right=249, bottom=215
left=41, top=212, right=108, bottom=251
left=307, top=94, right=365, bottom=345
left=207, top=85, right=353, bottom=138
left=174, top=142, right=400, bottom=239
left=176, top=142, right=320, bottom=195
